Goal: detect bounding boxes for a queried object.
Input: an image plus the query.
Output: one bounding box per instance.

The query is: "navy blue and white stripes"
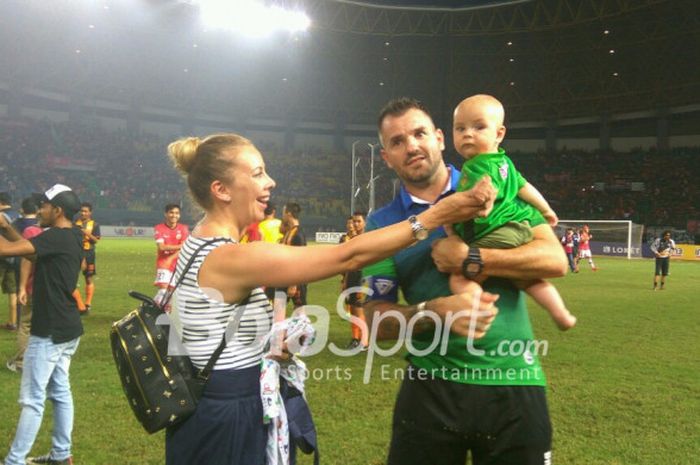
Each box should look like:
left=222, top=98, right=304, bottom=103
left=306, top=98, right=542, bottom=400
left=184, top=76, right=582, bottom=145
left=174, top=236, right=274, bottom=370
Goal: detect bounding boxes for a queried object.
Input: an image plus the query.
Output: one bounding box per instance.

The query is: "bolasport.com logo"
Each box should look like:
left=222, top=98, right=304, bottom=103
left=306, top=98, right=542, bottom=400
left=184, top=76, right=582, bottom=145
left=160, top=287, right=550, bottom=383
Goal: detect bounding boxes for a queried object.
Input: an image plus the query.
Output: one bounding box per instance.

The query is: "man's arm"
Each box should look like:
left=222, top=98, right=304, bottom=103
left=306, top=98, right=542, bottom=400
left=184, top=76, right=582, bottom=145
left=432, top=223, right=568, bottom=280
left=363, top=282, right=498, bottom=341
left=17, top=257, right=33, bottom=305
left=0, top=216, right=35, bottom=257
left=156, top=242, right=182, bottom=252
left=650, top=238, right=660, bottom=257
left=84, top=229, right=100, bottom=243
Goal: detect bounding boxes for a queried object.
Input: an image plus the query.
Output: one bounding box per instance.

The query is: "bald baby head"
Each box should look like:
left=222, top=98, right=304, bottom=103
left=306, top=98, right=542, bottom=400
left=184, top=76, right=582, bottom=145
left=453, top=94, right=506, bottom=159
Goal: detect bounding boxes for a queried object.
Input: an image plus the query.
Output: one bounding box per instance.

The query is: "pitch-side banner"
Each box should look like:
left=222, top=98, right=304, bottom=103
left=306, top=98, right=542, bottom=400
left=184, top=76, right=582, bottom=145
left=669, top=243, right=700, bottom=261
left=591, top=242, right=641, bottom=257
left=315, top=232, right=344, bottom=244
left=102, top=226, right=155, bottom=238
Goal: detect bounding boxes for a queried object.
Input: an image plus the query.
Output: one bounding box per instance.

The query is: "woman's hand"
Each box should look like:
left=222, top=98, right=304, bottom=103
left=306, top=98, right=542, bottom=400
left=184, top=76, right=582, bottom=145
left=421, top=177, right=496, bottom=229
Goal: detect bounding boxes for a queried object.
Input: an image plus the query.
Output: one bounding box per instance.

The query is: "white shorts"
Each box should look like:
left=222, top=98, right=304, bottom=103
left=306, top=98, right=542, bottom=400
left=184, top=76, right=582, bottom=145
left=154, top=268, right=174, bottom=287
left=579, top=249, right=592, bottom=259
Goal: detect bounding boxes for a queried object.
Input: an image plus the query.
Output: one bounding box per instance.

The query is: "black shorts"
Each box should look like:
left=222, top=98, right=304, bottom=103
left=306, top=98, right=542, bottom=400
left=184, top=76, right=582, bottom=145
left=83, top=249, right=96, bottom=277
left=344, top=270, right=363, bottom=306
left=388, top=366, right=552, bottom=465
left=655, top=257, right=670, bottom=276
left=345, top=291, right=362, bottom=306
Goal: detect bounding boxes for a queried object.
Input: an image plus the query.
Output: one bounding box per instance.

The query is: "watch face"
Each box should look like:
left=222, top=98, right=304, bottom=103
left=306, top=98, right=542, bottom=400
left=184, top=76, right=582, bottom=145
left=416, top=229, right=429, bottom=241
left=467, top=263, right=481, bottom=274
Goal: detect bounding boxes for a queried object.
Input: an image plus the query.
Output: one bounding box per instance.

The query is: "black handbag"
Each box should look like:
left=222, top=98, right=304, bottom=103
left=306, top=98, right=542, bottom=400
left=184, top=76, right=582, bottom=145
left=110, top=238, right=245, bottom=434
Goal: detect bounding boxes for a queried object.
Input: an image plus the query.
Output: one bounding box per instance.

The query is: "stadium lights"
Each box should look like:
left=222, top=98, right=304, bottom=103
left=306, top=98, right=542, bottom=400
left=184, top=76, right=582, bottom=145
left=193, top=0, right=310, bottom=36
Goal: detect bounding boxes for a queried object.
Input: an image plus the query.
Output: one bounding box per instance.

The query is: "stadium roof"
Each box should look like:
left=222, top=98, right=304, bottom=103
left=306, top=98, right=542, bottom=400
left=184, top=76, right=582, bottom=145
left=1, top=0, right=699, bottom=131
left=322, top=0, right=530, bottom=11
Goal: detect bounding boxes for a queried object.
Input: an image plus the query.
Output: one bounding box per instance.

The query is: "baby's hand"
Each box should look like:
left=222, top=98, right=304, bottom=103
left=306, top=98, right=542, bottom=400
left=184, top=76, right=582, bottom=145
left=543, top=210, right=559, bottom=227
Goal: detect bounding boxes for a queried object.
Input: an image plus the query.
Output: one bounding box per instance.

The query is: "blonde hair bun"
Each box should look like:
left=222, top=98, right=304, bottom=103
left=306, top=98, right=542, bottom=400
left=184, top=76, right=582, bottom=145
left=168, top=137, right=201, bottom=174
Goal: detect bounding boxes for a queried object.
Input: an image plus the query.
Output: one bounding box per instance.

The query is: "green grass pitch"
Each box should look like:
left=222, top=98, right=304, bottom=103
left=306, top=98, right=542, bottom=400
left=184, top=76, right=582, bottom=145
left=1, top=238, right=698, bottom=464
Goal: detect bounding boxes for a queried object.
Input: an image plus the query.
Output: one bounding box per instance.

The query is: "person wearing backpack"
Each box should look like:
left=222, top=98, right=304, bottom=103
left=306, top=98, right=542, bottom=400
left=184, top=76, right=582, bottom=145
left=163, top=134, right=499, bottom=465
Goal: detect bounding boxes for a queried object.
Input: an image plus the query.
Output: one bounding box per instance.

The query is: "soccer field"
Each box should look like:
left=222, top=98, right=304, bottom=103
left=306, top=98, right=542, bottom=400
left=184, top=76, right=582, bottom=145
left=1, top=238, right=698, bottom=465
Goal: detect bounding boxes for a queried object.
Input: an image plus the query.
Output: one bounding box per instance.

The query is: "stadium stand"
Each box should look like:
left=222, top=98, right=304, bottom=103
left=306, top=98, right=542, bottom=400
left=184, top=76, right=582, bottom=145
left=2, top=117, right=699, bottom=232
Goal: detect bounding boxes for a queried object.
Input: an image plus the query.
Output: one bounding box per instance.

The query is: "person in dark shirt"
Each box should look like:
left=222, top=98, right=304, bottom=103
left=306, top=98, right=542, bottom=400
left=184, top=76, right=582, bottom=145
left=0, top=191, right=19, bottom=331
left=281, top=202, right=307, bottom=308
left=650, top=230, right=676, bottom=290
left=6, top=196, right=42, bottom=373
left=11, top=196, right=40, bottom=235
left=73, top=202, right=101, bottom=314
left=0, top=184, right=83, bottom=465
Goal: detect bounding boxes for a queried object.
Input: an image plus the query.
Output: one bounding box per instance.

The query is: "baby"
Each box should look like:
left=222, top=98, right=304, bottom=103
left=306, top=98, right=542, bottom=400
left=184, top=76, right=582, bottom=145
left=451, top=94, right=576, bottom=330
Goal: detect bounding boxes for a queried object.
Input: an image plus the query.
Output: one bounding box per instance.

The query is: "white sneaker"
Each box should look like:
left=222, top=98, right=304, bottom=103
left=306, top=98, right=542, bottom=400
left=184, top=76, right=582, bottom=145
left=6, top=359, right=20, bottom=373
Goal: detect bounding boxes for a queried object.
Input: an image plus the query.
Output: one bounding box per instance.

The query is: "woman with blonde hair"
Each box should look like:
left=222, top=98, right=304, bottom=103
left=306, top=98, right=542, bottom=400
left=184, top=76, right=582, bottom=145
left=165, top=133, right=498, bottom=465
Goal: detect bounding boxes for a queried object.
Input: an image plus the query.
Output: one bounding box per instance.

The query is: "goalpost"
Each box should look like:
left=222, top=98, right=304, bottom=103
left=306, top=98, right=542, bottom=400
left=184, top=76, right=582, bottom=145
left=555, top=220, right=645, bottom=259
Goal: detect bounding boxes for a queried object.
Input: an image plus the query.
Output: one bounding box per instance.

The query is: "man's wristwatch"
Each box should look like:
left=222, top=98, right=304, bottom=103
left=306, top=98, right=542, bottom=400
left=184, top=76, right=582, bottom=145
left=461, top=247, right=483, bottom=279
left=408, top=215, right=429, bottom=241
left=415, top=300, right=427, bottom=318
left=413, top=301, right=434, bottom=330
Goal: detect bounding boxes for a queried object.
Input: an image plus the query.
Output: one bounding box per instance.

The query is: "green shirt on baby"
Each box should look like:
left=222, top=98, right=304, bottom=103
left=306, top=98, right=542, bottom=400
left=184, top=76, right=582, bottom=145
left=454, top=148, right=545, bottom=243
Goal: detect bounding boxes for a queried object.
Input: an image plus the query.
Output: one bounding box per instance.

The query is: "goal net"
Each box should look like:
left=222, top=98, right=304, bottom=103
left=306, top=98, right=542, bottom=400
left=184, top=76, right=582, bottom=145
left=554, top=220, right=644, bottom=259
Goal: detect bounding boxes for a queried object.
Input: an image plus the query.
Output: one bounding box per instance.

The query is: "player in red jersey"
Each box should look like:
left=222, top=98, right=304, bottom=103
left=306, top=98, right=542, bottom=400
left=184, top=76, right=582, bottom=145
left=153, top=204, right=189, bottom=303
left=576, top=224, right=597, bottom=271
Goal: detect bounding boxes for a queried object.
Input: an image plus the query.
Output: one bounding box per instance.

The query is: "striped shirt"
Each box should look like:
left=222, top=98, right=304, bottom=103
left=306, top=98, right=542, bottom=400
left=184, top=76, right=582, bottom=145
left=174, top=236, right=273, bottom=370
left=651, top=237, right=676, bottom=258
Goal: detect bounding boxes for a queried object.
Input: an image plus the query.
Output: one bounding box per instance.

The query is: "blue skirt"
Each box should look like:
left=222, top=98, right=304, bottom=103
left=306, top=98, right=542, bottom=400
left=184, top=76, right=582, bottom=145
left=165, top=365, right=268, bottom=465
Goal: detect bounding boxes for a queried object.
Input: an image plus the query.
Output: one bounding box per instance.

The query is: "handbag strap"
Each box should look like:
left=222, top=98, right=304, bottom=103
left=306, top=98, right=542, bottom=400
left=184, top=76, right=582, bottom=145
left=160, top=237, right=229, bottom=309
left=159, top=236, right=253, bottom=380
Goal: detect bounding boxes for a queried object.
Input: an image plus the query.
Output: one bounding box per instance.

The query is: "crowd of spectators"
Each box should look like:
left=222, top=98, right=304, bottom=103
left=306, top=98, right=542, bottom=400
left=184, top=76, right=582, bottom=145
left=0, top=118, right=184, bottom=212
left=1, top=117, right=698, bottom=230
left=510, top=147, right=700, bottom=228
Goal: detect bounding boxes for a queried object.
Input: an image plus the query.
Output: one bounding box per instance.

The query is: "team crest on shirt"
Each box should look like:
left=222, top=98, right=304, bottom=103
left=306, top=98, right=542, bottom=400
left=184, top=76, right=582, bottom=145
left=374, top=279, right=395, bottom=296
left=176, top=231, right=182, bottom=240
left=458, top=175, right=469, bottom=190
left=498, top=162, right=509, bottom=180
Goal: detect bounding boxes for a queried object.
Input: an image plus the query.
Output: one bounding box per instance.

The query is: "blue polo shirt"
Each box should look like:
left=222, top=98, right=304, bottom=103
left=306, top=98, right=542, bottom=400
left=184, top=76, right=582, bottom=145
left=362, top=164, right=545, bottom=386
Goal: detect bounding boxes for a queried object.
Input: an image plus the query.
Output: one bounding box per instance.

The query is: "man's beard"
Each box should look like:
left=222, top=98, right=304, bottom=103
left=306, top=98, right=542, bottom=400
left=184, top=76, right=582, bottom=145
left=401, top=157, right=441, bottom=186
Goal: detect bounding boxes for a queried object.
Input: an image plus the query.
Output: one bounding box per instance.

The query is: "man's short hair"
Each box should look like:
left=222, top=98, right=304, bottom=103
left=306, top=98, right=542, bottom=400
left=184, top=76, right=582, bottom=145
left=352, top=211, right=366, bottom=219
left=377, top=97, right=434, bottom=146
left=264, top=203, right=276, bottom=216
left=0, top=192, right=11, bottom=206
left=21, top=197, right=38, bottom=215
left=164, top=203, right=181, bottom=213
left=285, top=202, right=301, bottom=219
left=663, top=230, right=672, bottom=237
left=81, top=202, right=93, bottom=211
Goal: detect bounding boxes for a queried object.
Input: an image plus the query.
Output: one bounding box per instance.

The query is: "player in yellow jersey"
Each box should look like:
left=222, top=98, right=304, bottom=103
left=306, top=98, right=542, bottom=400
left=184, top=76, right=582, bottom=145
left=73, top=202, right=100, bottom=315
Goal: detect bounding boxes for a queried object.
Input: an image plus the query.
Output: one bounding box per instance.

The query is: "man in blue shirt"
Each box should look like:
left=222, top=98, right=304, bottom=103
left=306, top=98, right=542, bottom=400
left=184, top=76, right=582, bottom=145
left=362, top=98, right=567, bottom=465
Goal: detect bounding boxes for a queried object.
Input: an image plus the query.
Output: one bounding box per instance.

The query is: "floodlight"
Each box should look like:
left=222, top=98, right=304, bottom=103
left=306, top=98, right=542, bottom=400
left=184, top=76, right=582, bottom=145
left=194, top=0, right=310, bottom=36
